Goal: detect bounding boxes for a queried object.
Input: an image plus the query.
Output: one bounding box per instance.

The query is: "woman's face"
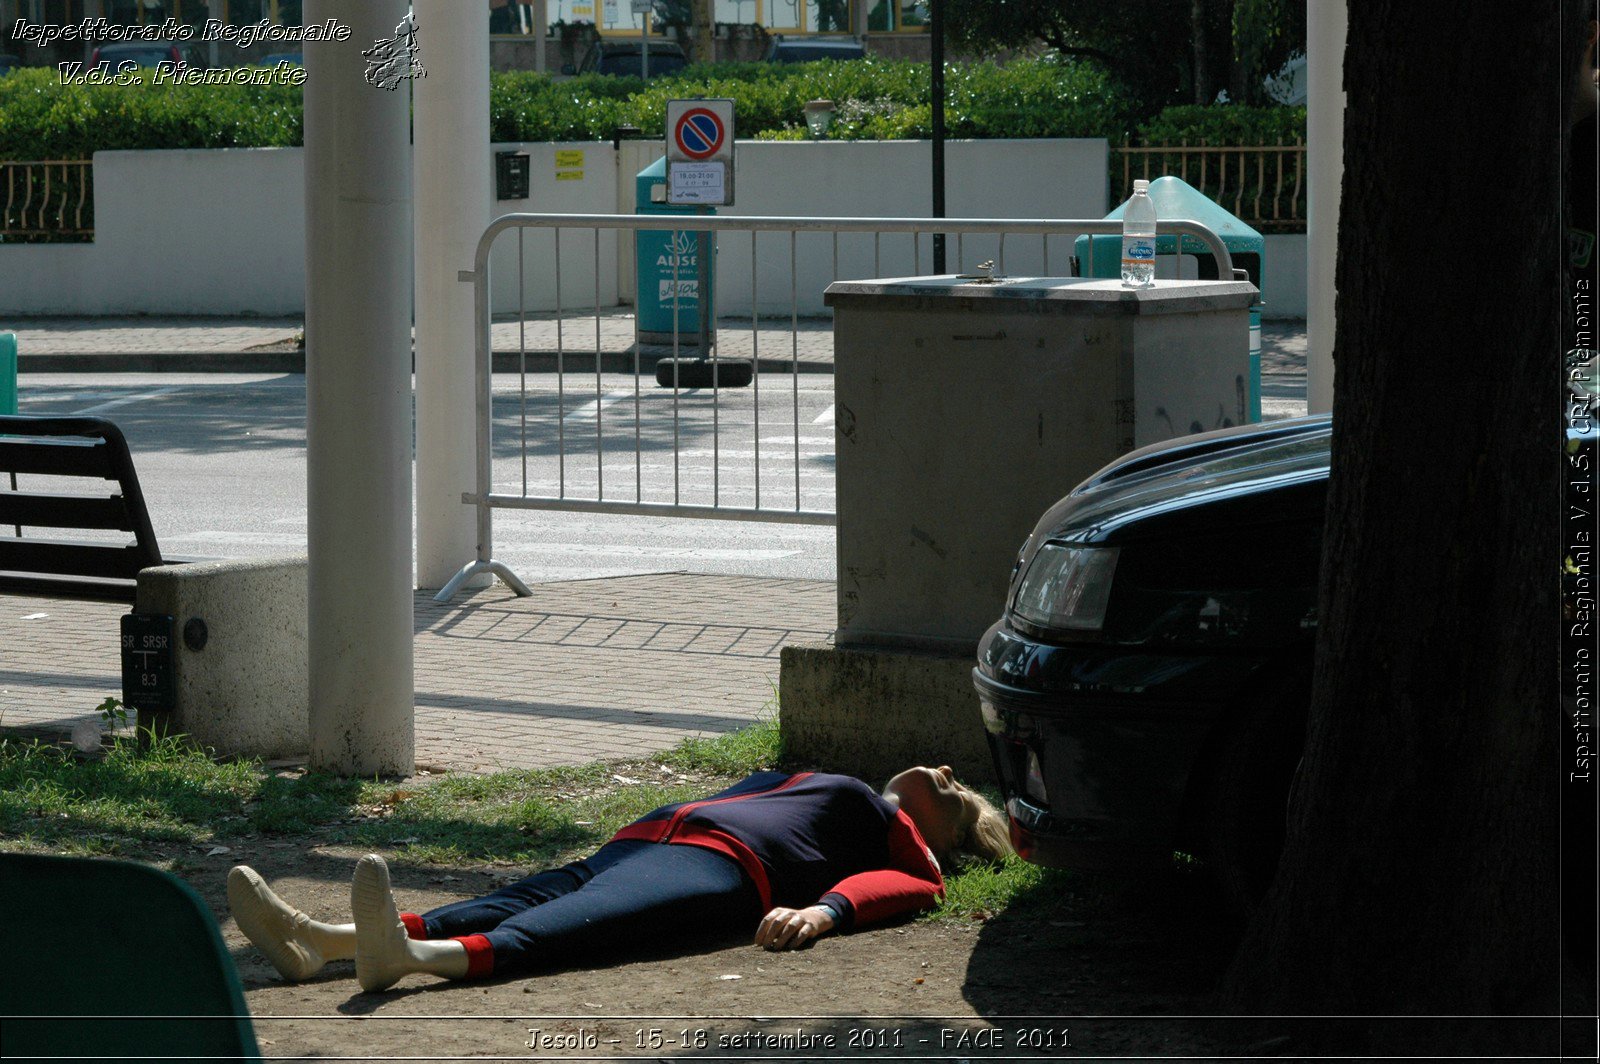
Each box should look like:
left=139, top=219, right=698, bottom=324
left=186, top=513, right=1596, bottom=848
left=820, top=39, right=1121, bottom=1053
left=882, top=765, right=979, bottom=856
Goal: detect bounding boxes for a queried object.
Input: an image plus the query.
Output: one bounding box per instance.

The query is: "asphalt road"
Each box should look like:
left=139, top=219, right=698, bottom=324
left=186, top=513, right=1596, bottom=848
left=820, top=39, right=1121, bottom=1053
left=14, top=371, right=841, bottom=585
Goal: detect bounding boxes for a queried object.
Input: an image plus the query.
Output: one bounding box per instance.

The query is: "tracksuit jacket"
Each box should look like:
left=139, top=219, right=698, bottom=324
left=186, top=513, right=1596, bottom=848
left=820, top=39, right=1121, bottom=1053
left=608, top=770, right=945, bottom=931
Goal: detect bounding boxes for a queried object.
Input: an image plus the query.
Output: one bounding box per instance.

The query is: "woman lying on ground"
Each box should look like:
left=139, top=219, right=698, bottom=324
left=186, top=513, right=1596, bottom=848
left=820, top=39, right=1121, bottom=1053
left=229, top=765, right=1013, bottom=992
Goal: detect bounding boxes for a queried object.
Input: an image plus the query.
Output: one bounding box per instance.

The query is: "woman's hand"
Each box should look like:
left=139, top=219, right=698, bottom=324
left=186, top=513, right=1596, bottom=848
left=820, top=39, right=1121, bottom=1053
left=754, top=906, right=836, bottom=951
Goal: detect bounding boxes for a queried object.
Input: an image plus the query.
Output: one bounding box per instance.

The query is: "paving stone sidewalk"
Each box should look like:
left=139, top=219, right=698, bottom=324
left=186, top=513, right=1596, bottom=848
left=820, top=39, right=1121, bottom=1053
left=0, top=574, right=833, bottom=775
left=2, top=312, right=1308, bottom=380
left=2, top=313, right=840, bottom=372
left=0, top=313, right=1308, bottom=773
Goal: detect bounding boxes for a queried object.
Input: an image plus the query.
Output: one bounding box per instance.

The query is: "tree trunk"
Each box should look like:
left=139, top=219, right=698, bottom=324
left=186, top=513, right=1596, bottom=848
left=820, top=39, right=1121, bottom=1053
left=690, top=0, right=715, bottom=63
left=1221, top=1, right=1578, bottom=1054
left=1191, top=0, right=1211, bottom=103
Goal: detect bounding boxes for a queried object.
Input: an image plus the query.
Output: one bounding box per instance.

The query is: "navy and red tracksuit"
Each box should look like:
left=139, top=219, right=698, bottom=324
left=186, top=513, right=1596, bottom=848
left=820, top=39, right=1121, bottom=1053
left=399, top=771, right=944, bottom=977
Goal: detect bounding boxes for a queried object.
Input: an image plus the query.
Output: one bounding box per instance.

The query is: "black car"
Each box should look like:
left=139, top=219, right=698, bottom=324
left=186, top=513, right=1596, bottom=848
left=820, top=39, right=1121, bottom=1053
left=762, top=35, right=866, bottom=63
left=568, top=40, right=689, bottom=79
left=974, top=415, right=1331, bottom=909
left=975, top=400, right=1596, bottom=911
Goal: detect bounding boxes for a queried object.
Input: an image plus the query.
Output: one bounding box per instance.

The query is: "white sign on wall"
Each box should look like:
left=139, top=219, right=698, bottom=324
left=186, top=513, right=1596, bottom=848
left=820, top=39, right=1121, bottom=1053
left=668, top=162, right=726, bottom=204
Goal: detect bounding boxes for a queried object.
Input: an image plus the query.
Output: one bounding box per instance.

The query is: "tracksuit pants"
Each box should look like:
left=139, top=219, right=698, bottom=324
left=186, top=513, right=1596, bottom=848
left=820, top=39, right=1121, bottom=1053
left=403, top=839, right=761, bottom=978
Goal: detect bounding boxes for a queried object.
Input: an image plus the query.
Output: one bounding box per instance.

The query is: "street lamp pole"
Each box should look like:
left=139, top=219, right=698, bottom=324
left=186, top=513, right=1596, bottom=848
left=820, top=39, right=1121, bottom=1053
left=930, top=0, right=946, bottom=273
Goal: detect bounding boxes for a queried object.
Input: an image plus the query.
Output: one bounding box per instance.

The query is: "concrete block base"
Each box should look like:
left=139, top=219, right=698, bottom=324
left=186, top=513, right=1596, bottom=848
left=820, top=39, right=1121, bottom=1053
left=135, top=556, right=308, bottom=759
left=779, top=642, right=993, bottom=785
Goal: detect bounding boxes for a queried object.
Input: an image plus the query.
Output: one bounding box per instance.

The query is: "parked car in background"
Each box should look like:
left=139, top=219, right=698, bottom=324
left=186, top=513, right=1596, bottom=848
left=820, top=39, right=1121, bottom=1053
left=566, top=40, right=689, bottom=79
left=257, top=52, right=302, bottom=66
left=89, top=41, right=206, bottom=71
left=974, top=415, right=1328, bottom=912
left=762, top=35, right=866, bottom=63
left=0, top=54, right=21, bottom=75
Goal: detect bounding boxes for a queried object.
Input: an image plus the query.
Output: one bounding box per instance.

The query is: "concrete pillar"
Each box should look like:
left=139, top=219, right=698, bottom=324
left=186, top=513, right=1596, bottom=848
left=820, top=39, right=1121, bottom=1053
left=303, top=0, right=415, bottom=776
left=1307, top=0, right=1346, bottom=414
left=414, top=0, right=490, bottom=591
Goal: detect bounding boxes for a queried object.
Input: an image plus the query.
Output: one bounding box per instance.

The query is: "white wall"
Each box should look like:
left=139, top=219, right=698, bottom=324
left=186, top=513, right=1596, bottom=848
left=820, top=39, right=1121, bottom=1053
left=1263, top=233, right=1307, bottom=320
left=0, top=141, right=1309, bottom=320
left=0, top=149, right=305, bottom=316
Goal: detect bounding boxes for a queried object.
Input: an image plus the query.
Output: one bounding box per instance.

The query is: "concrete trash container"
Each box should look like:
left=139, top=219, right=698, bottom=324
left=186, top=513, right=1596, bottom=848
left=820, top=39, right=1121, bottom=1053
left=635, top=156, right=715, bottom=345
left=1075, top=176, right=1266, bottom=422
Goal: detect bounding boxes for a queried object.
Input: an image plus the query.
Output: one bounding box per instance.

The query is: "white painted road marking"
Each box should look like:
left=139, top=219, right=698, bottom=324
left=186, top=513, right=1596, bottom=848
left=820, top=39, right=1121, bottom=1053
left=73, top=386, right=184, bottom=415
left=568, top=391, right=635, bottom=421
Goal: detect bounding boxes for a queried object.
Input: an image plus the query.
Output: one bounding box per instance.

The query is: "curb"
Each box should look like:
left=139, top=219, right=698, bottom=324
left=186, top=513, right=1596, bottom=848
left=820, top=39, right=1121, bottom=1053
left=18, top=350, right=836, bottom=375
left=20, top=351, right=307, bottom=373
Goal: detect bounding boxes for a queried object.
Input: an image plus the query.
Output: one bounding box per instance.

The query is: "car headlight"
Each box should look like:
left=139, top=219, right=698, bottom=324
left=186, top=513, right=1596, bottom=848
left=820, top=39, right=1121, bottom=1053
left=1011, top=544, right=1120, bottom=631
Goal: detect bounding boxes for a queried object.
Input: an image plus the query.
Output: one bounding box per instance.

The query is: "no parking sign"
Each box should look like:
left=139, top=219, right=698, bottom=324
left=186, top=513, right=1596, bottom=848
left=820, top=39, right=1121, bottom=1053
left=666, top=98, right=735, bottom=205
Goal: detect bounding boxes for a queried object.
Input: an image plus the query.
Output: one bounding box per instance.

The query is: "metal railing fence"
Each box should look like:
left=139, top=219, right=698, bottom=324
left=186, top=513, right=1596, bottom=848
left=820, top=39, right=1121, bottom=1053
left=1, top=161, right=94, bottom=242
left=434, top=212, right=1239, bottom=601
left=1112, top=141, right=1306, bottom=232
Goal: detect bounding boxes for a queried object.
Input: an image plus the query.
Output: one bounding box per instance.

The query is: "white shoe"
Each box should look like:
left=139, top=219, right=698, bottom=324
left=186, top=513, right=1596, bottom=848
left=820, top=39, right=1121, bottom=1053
left=227, top=865, right=325, bottom=981
left=352, top=854, right=411, bottom=993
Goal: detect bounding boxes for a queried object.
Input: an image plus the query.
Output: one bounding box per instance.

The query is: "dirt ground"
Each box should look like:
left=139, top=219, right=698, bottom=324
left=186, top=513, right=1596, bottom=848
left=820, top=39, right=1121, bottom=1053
left=185, top=840, right=1265, bottom=1061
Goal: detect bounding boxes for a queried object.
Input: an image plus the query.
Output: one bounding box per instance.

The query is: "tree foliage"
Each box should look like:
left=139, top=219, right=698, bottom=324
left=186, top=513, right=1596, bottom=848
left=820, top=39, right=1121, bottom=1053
left=944, top=0, right=1304, bottom=112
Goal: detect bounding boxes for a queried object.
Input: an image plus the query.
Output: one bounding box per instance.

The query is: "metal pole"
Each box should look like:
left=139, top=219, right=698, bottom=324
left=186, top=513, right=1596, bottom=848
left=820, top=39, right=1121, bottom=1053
left=697, top=205, right=711, bottom=355
left=642, top=9, right=649, bottom=79
left=304, top=0, right=415, bottom=776
left=930, top=0, right=946, bottom=273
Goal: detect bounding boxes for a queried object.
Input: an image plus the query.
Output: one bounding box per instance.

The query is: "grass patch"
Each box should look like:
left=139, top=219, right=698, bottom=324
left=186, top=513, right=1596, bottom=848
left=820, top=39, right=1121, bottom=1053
left=0, top=732, right=264, bottom=855
left=0, top=715, right=1050, bottom=925
left=937, top=856, right=1077, bottom=921
left=0, top=718, right=786, bottom=869
left=658, top=712, right=782, bottom=776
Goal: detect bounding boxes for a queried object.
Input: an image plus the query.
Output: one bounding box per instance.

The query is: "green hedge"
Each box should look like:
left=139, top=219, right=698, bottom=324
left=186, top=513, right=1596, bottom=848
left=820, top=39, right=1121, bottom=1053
left=487, top=58, right=1142, bottom=143
left=0, top=67, right=302, bottom=159
left=1, top=59, right=1301, bottom=160
left=1133, top=103, right=1306, bottom=146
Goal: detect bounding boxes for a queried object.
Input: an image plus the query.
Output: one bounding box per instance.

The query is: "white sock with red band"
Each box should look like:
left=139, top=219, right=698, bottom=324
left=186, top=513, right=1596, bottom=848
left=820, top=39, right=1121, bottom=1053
left=351, top=854, right=471, bottom=992
left=228, top=865, right=355, bottom=981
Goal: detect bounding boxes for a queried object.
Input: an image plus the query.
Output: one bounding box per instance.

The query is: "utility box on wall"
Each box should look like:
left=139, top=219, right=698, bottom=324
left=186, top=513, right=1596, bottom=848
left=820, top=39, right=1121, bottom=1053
left=825, top=275, right=1256, bottom=653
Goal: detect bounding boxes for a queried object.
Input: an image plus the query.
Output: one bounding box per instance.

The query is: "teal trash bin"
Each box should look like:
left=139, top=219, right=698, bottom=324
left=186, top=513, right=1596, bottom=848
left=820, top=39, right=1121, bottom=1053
left=635, top=157, right=715, bottom=345
left=0, top=332, right=17, bottom=415
left=1076, top=176, right=1265, bottom=423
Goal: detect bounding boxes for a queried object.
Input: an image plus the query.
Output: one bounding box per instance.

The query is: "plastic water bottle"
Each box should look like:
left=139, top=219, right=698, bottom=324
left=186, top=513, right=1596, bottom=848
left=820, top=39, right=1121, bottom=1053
left=1120, top=179, right=1157, bottom=288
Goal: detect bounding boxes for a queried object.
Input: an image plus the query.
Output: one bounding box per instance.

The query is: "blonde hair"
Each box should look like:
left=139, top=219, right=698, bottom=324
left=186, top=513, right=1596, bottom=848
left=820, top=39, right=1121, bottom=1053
left=952, top=788, right=1015, bottom=864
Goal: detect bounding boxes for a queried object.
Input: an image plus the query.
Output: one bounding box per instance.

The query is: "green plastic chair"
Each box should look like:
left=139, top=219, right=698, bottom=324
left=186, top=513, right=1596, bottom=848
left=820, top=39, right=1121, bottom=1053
left=0, top=853, right=261, bottom=1061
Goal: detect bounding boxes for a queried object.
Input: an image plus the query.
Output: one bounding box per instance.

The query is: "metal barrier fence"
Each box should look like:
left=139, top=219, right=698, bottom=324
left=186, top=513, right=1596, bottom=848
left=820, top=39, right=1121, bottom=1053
left=1, top=161, right=94, bottom=242
left=436, top=213, right=1238, bottom=601
left=1113, top=142, right=1306, bottom=232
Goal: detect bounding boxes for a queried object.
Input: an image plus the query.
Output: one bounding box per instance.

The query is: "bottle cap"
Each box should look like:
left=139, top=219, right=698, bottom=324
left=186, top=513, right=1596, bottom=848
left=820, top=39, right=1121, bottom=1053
left=1133, top=179, right=1150, bottom=192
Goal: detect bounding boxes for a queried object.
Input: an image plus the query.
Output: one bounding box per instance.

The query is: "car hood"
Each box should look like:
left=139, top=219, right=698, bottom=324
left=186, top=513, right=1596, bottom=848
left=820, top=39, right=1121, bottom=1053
left=1032, top=415, right=1332, bottom=545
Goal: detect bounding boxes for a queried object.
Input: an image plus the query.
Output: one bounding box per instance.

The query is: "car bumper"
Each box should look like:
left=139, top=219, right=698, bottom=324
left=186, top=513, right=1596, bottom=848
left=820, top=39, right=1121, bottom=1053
left=973, top=626, right=1285, bottom=872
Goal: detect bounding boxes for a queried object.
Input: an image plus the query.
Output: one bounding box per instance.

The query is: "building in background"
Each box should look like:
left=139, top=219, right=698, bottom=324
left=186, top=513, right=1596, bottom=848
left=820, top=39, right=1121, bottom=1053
left=0, top=0, right=928, bottom=71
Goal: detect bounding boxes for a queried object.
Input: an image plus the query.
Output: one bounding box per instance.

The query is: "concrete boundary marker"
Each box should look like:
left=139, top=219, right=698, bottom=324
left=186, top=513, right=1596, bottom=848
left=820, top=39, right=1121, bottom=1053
left=779, top=642, right=992, bottom=784
left=135, top=555, right=308, bottom=759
